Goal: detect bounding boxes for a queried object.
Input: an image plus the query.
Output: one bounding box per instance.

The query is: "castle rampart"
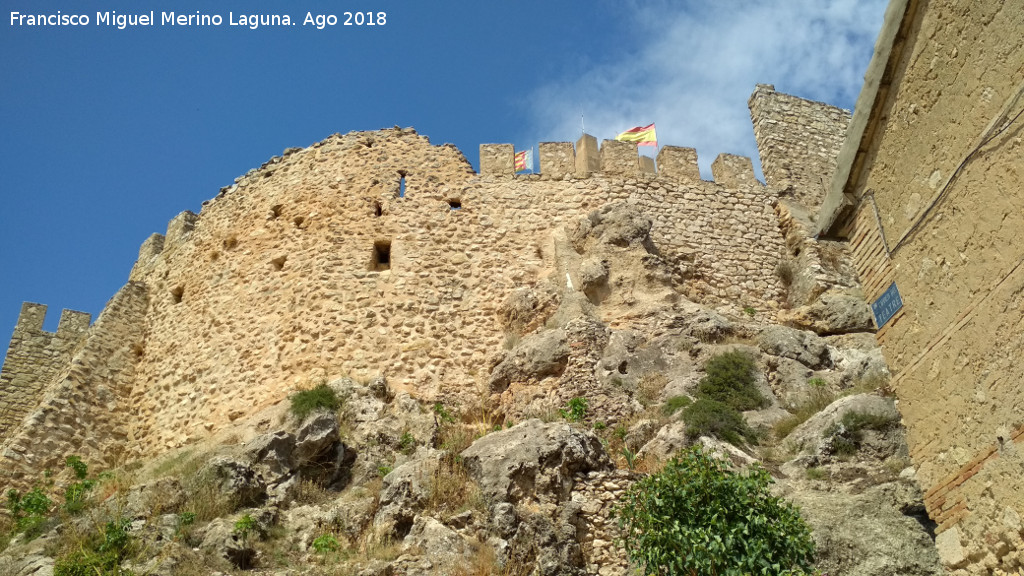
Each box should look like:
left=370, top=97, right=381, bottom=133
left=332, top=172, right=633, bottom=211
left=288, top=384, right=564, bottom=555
left=749, top=84, right=852, bottom=207
left=0, top=88, right=853, bottom=487
left=0, top=303, right=91, bottom=439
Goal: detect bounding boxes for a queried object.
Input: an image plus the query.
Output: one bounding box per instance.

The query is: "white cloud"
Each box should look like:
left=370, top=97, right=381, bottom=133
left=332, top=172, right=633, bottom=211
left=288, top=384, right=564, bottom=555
left=525, top=0, right=888, bottom=178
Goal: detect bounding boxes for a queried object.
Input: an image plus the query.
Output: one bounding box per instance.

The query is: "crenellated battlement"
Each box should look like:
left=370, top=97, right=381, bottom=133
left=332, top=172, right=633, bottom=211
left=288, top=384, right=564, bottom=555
left=0, top=303, right=92, bottom=439
left=0, top=85, right=855, bottom=493
left=480, top=135, right=762, bottom=189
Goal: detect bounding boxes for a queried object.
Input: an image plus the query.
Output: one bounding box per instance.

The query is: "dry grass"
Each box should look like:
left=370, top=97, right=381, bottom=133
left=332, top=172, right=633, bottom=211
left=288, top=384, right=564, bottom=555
left=453, top=538, right=536, bottom=576
left=636, top=372, right=669, bottom=407
left=426, top=454, right=487, bottom=516
left=773, top=385, right=836, bottom=441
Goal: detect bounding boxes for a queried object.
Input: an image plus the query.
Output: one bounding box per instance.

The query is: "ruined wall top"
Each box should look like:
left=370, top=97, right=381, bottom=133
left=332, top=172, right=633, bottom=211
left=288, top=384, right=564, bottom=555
left=748, top=84, right=851, bottom=208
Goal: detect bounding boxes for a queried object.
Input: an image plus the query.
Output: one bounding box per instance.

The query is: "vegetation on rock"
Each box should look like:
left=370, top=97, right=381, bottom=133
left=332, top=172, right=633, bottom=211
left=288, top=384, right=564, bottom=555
left=616, top=446, right=816, bottom=576
left=288, top=383, right=341, bottom=421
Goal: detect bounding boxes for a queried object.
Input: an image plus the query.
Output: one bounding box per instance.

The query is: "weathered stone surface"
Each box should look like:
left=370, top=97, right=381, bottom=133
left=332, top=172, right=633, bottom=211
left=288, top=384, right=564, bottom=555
left=460, top=419, right=611, bottom=503
left=787, top=481, right=944, bottom=576
left=373, top=448, right=443, bottom=537
left=758, top=325, right=831, bottom=369
left=777, top=292, right=875, bottom=334
left=199, top=517, right=257, bottom=569
left=569, top=202, right=653, bottom=252
left=488, top=330, right=570, bottom=393
left=784, top=394, right=899, bottom=453
left=402, top=516, right=471, bottom=561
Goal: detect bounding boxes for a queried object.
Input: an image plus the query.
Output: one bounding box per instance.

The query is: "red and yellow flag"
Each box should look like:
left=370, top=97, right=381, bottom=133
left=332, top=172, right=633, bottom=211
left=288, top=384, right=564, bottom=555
left=615, top=123, right=657, bottom=147
left=514, top=149, right=534, bottom=172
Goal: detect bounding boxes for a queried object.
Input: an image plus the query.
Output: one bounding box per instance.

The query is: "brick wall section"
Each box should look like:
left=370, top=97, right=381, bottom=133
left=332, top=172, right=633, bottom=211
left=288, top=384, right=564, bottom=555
left=0, top=282, right=148, bottom=489
left=748, top=84, right=851, bottom=207
left=574, top=469, right=637, bottom=576
left=0, top=304, right=91, bottom=439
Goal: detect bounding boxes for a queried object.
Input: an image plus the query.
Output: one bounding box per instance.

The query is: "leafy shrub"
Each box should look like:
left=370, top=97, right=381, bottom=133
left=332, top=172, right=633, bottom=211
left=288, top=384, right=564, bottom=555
left=63, top=456, right=97, bottom=515
left=398, top=431, right=416, bottom=454
left=558, top=397, right=588, bottom=423
left=616, top=446, right=815, bottom=576
left=312, top=533, right=340, bottom=554
left=697, top=351, right=766, bottom=412
left=7, top=485, right=52, bottom=537
left=662, top=395, right=692, bottom=416
left=289, top=383, right=341, bottom=421
left=54, top=518, right=133, bottom=576
left=681, top=398, right=756, bottom=446
left=233, top=514, right=258, bottom=542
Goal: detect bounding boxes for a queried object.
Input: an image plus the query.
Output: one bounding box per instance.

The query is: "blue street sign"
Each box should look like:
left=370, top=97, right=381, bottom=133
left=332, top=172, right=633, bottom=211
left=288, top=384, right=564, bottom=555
left=872, top=282, right=903, bottom=329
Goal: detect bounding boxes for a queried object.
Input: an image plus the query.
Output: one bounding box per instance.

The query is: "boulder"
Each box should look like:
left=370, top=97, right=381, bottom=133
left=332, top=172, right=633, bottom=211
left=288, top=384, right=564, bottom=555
left=636, top=420, right=688, bottom=464
left=785, top=481, right=943, bottom=576
left=777, top=292, right=876, bottom=335
left=294, top=409, right=351, bottom=487
left=488, top=330, right=570, bottom=393
left=460, top=420, right=611, bottom=503
left=784, top=394, right=899, bottom=454
left=205, top=457, right=267, bottom=508
left=403, top=516, right=471, bottom=561
left=758, top=325, right=831, bottom=369
left=199, top=517, right=257, bottom=570
left=373, top=448, right=444, bottom=537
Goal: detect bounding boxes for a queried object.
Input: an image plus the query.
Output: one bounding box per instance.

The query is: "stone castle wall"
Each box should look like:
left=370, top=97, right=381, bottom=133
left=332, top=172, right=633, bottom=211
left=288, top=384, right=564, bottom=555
left=749, top=84, right=852, bottom=208
left=0, top=304, right=90, bottom=439
left=0, top=88, right=851, bottom=486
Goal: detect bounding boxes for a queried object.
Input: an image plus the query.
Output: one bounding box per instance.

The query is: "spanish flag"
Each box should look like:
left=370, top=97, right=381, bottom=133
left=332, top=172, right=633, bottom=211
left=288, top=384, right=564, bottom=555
left=514, top=149, right=534, bottom=172
left=615, top=123, right=657, bottom=147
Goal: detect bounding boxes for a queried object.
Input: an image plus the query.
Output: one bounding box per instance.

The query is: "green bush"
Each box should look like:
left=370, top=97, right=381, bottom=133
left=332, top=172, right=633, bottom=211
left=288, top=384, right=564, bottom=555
left=288, top=383, right=340, bottom=421
left=616, top=446, right=816, bottom=576
left=662, top=395, right=693, bottom=416
left=63, top=456, right=97, bottom=515
left=697, top=351, right=767, bottom=412
left=54, top=518, right=133, bottom=576
left=681, top=398, right=757, bottom=446
left=558, top=397, right=588, bottom=423
left=312, top=533, right=340, bottom=554
left=7, top=485, right=52, bottom=537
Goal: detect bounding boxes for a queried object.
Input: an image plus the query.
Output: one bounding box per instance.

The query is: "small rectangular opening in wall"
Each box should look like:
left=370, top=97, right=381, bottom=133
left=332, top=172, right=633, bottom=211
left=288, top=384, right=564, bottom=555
left=374, top=201, right=383, bottom=217
left=371, top=240, right=392, bottom=271
left=448, top=199, right=462, bottom=210
left=398, top=171, right=407, bottom=198
left=170, top=286, right=184, bottom=304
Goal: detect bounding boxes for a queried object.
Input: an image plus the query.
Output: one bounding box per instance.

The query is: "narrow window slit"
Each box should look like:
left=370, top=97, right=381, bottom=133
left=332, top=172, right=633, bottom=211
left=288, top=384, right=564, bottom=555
left=371, top=240, right=392, bottom=271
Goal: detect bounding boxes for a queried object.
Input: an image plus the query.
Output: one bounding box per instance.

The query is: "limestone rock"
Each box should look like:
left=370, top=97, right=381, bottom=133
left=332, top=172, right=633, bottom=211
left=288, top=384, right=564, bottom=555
left=569, top=202, right=654, bottom=252
left=784, top=393, right=899, bottom=454
left=758, top=325, right=831, bottom=369
left=636, top=420, right=688, bottom=464
left=123, top=476, right=186, bottom=519
left=787, top=481, right=943, bottom=576
left=205, top=457, right=267, bottom=508
left=402, top=516, right=471, bottom=562
left=488, top=330, right=570, bottom=393
left=460, top=419, right=611, bottom=504
left=373, top=448, right=443, bottom=537
left=294, top=409, right=350, bottom=487
left=199, top=517, right=257, bottom=570
left=777, top=292, right=876, bottom=335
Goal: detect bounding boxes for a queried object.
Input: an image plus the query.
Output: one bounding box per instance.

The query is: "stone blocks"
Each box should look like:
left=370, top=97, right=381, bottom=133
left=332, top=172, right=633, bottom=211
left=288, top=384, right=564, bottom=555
left=539, top=142, right=574, bottom=178
left=599, top=140, right=639, bottom=175
left=480, top=144, right=514, bottom=175
left=712, top=153, right=758, bottom=188
left=657, top=147, right=701, bottom=183
left=575, top=134, right=599, bottom=176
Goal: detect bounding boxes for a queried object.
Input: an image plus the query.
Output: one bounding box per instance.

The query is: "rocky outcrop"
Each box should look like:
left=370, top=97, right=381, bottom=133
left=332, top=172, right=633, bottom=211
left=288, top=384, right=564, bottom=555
left=460, top=419, right=611, bottom=504
left=489, top=330, right=571, bottom=393
left=778, top=292, right=876, bottom=335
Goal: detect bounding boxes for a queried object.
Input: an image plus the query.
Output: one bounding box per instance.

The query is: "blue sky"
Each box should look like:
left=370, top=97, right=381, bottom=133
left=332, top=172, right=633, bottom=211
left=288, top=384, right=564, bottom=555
left=0, top=0, right=887, bottom=340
